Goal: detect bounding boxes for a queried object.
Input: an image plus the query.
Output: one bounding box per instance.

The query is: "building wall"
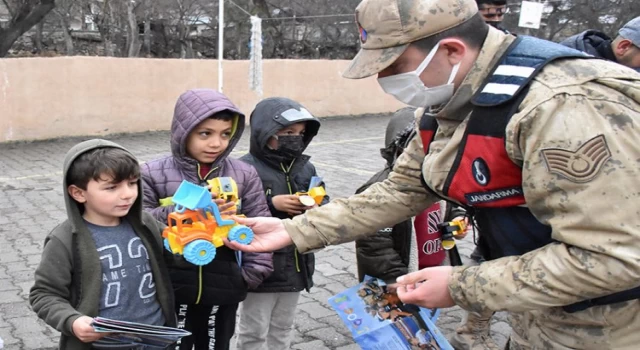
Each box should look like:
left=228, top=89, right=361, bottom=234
left=0, top=57, right=403, bottom=142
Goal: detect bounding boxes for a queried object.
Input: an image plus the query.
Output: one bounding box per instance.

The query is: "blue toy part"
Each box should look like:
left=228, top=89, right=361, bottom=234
left=172, top=180, right=213, bottom=212
left=183, top=239, right=217, bottom=265
left=228, top=225, right=254, bottom=245
left=308, top=176, right=323, bottom=191
left=163, top=238, right=172, bottom=252
left=217, top=177, right=235, bottom=194
left=203, top=205, right=236, bottom=227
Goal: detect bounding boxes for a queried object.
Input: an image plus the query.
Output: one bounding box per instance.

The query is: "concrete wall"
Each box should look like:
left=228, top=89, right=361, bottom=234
left=0, top=57, right=403, bottom=143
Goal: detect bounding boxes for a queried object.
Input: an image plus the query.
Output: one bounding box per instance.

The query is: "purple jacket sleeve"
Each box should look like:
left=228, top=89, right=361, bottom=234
left=141, top=162, right=175, bottom=223
left=237, top=163, right=274, bottom=289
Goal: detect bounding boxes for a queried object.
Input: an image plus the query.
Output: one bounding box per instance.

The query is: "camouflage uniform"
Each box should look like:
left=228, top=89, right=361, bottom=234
left=281, top=9, right=640, bottom=350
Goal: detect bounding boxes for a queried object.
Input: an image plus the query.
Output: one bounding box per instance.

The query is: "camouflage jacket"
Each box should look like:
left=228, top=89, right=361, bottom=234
left=283, top=27, right=640, bottom=320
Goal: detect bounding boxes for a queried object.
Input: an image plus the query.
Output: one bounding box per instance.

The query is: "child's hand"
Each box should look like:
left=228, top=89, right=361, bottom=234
left=451, top=216, right=470, bottom=240
left=211, top=192, right=237, bottom=215
left=272, top=195, right=307, bottom=216
left=72, top=316, right=109, bottom=343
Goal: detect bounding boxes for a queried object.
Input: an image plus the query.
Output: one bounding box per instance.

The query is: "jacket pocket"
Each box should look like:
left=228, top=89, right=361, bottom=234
left=266, top=251, right=290, bottom=282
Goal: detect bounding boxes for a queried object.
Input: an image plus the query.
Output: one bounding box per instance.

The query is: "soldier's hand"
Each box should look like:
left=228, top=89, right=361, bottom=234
left=395, top=266, right=456, bottom=308
left=224, top=216, right=293, bottom=252
left=272, top=195, right=306, bottom=216
left=72, top=316, right=109, bottom=343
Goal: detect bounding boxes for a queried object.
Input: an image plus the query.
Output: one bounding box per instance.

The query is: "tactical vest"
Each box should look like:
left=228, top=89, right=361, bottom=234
left=420, top=35, right=640, bottom=313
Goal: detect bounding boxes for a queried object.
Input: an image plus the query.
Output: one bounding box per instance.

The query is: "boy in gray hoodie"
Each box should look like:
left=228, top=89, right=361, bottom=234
left=29, top=139, right=176, bottom=350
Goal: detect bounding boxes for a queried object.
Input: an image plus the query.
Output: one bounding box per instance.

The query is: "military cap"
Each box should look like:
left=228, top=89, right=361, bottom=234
left=343, top=0, right=478, bottom=79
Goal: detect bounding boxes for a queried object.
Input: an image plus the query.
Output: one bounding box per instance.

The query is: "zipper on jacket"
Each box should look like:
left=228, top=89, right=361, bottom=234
left=197, top=164, right=219, bottom=181
left=280, top=161, right=301, bottom=273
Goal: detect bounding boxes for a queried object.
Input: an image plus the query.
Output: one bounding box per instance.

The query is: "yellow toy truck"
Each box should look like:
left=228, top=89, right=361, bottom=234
left=162, top=179, right=253, bottom=266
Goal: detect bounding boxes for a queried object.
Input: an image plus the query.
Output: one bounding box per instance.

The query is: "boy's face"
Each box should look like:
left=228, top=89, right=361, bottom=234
left=186, top=118, right=233, bottom=164
left=267, top=121, right=306, bottom=150
left=68, top=174, right=138, bottom=226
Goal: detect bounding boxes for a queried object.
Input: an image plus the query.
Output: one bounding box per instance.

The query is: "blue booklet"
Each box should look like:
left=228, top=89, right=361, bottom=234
left=328, top=276, right=453, bottom=350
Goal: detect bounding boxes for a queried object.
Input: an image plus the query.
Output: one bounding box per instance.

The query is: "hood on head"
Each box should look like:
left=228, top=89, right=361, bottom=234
left=381, top=107, right=416, bottom=164
left=248, top=97, right=321, bottom=160
left=62, top=139, right=143, bottom=231
left=171, top=89, right=245, bottom=167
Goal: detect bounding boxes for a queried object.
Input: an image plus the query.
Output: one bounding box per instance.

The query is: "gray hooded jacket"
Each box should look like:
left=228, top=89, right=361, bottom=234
left=29, top=139, right=176, bottom=350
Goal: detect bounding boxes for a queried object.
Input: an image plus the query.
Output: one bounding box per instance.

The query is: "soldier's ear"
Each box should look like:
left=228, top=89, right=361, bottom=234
left=440, top=39, right=467, bottom=66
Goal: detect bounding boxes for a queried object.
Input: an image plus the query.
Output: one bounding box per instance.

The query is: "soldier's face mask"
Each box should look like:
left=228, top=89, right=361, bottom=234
left=377, top=42, right=461, bottom=108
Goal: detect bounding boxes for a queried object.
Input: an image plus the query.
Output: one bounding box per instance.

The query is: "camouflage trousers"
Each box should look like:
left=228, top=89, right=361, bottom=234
left=506, top=300, right=640, bottom=349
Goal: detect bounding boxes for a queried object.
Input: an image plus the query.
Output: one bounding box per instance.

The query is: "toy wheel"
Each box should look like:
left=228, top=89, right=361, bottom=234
left=163, top=238, right=172, bottom=253
left=183, top=239, right=216, bottom=266
left=228, top=225, right=254, bottom=245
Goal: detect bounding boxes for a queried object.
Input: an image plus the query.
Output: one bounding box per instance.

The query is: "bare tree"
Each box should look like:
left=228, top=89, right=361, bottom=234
left=0, top=0, right=55, bottom=56
left=125, top=0, right=140, bottom=56
left=52, top=0, right=78, bottom=55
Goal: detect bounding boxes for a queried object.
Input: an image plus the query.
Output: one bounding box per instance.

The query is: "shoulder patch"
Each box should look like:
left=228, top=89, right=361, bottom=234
left=540, top=135, right=611, bottom=183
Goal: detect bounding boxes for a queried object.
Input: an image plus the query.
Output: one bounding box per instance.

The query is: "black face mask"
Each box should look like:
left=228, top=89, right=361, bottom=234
left=275, top=135, right=305, bottom=158
left=486, top=21, right=502, bottom=28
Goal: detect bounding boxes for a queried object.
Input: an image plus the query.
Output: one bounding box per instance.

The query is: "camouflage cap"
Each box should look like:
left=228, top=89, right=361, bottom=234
left=343, top=0, right=478, bottom=79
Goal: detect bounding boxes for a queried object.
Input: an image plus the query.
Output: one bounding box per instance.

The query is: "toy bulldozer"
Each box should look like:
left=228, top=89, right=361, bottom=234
left=162, top=178, right=253, bottom=266
left=295, top=176, right=326, bottom=207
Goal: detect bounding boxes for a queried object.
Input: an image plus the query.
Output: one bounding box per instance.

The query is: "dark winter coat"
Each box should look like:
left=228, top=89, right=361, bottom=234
left=140, top=89, right=273, bottom=306
left=240, top=97, right=327, bottom=293
left=355, top=109, right=464, bottom=283
left=560, top=30, right=618, bottom=62
left=29, top=139, right=176, bottom=350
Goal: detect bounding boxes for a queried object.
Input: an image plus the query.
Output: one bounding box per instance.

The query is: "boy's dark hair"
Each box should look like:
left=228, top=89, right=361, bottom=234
left=67, top=147, right=140, bottom=190
left=411, top=13, right=489, bottom=52
left=209, top=110, right=236, bottom=122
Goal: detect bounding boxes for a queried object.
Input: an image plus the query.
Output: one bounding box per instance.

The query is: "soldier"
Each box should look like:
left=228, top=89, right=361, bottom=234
left=226, top=0, right=640, bottom=348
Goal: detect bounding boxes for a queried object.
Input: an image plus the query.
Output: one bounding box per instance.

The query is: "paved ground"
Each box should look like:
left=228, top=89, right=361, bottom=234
left=0, top=114, right=510, bottom=349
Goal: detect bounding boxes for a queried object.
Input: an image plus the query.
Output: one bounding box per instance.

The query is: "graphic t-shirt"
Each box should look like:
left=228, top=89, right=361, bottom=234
left=86, top=219, right=165, bottom=326
left=414, top=202, right=446, bottom=269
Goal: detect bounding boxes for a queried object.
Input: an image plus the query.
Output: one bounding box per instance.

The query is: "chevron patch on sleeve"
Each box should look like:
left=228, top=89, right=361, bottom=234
left=540, top=135, right=611, bottom=183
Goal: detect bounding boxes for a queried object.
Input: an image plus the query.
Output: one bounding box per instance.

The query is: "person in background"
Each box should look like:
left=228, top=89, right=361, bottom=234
left=561, top=16, right=640, bottom=71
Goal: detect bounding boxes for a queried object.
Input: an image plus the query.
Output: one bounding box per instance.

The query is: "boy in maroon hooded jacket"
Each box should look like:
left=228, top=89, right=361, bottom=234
left=141, top=89, right=273, bottom=350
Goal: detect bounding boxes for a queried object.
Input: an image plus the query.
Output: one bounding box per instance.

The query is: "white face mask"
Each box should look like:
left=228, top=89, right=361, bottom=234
left=377, top=42, right=461, bottom=108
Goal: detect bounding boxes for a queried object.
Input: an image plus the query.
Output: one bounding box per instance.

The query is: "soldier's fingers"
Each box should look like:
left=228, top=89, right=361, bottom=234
left=223, top=237, right=258, bottom=252
left=396, top=269, right=430, bottom=285
left=231, top=215, right=255, bottom=226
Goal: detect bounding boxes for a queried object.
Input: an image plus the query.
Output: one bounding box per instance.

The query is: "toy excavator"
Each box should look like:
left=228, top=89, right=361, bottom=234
left=162, top=178, right=253, bottom=266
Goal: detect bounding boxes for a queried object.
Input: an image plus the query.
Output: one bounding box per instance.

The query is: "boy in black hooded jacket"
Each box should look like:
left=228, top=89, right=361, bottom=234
left=237, top=97, right=329, bottom=350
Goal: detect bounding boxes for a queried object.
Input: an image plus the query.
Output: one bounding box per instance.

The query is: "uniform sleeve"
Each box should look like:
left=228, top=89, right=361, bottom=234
left=29, top=236, right=82, bottom=336
left=449, top=92, right=640, bottom=313
left=284, top=125, right=438, bottom=253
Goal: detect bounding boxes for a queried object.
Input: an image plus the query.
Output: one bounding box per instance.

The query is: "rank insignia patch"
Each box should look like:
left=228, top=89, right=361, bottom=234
left=540, top=134, right=611, bottom=183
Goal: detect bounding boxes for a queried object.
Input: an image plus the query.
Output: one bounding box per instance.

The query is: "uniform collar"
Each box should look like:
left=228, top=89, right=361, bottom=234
left=431, top=27, right=516, bottom=121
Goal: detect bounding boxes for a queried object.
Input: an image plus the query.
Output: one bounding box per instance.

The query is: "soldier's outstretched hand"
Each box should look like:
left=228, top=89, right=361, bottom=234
left=224, top=216, right=293, bottom=252
left=395, top=266, right=456, bottom=309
